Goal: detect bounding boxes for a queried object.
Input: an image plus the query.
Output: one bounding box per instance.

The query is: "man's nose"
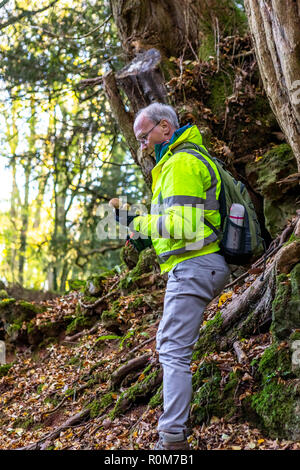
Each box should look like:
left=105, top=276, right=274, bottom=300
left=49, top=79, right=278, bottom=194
left=141, top=141, right=148, bottom=151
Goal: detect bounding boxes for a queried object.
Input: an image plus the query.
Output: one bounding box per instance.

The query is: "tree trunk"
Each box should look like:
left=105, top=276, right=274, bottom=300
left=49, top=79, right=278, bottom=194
left=110, top=0, right=246, bottom=59
left=244, top=0, right=300, bottom=171
left=18, top=161, right=30, bottom=286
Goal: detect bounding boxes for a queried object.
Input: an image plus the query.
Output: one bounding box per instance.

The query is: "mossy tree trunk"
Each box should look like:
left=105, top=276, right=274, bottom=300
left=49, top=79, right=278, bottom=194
left=244, top=0, right=300, bottom=171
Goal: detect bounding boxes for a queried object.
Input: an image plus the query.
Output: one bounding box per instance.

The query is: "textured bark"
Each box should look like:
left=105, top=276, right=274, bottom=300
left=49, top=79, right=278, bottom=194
left=102, top=70, right=138, bottom=163
left=110, top=0, right=245, bottom=59
left=116, top=48, right=168, bottom=113
left=244, top=0, right=300, bottom=171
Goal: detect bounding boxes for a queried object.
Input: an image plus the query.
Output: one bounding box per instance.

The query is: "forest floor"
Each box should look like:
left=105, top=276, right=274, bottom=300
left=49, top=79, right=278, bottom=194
left=0, top=277, right=300, bottom=451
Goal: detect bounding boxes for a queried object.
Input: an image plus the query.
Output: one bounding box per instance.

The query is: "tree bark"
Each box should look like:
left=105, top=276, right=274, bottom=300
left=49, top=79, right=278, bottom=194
left=110, top=0, right=246, bottom=59
left=244, top=0, right=300, bottom=171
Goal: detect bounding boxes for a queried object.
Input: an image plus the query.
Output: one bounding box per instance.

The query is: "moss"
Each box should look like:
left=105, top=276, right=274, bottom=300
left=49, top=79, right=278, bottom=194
left=12, top=416, right=34, bottom=430
left=65, top=315, right=94, bottom=335
left=128, top=296, right=144, bottom=310
left=88, top=392, right=115, bottom=418
left=192, top=312, right=224, bottom=360
left=18, top=301, right=44, bottom=315
left=0, top=299, right=44, bottom=326
left=148, top=383, right=163, bottom=409
left=0, top=363, right=13, bottom=378
left=289, top=331, right=300, bottom=342
left=191, top=361, right=240, bottom=423
left=271, top=264, right=300, bottom=341
left=84, top=273, right=108, bottom=296
left=251, top=382, right=300, bottom=439
left=68, top=279, right=86, bottom=291
left=101, top=300, right=122, bottom=331
left=0, top=298, right=16, bottom=309
left=257, top=342, right=294, bottom=384
left=207, top=72, right=233, bottom=115
left=249, top=341, right=300, bottom=439
left=0, top=290, right=9, bottom=299
left=110, top=365, right=161, bottom=419
left=119, top=248, right=156, bottom=290
left=198, top=33, right=215, bottom=62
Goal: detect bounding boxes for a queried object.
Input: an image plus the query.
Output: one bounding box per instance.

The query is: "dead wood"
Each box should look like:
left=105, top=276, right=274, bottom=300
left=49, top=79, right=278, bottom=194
left=233, top=341, right=247, bottom=363
left=18, top=408, right=90, bottom=450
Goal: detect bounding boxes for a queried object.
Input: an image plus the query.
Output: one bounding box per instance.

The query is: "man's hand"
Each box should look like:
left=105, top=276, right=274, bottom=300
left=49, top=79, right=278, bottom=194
left=109, top=198, right=136, bottom=227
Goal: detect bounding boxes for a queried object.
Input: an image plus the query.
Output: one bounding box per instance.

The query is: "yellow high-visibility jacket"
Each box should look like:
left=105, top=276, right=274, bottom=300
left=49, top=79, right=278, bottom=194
left=133, top=125, right=222, bottom=273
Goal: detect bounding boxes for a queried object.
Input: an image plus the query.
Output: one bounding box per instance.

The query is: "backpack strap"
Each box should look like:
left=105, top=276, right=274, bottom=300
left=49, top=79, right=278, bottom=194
left=171, top=142, right=222, bottom=239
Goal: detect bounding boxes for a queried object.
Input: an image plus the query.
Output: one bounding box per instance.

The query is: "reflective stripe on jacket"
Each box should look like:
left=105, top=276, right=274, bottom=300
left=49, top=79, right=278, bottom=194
left=133, top=125, right=222, bottom=273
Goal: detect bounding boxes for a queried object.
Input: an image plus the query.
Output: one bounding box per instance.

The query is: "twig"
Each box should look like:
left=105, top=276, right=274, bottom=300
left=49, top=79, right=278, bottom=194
left=42, top=396, right=67, bottom=417
left=121, top=335, right=156, bottom=362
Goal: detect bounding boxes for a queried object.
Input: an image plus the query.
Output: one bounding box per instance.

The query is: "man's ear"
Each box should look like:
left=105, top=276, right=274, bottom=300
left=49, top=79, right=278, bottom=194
left=161, top=119, right=172, bottom=136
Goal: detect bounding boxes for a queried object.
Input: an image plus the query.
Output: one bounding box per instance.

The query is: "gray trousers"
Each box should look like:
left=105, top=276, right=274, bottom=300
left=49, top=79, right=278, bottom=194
left=156, top=252, right=231, bottom=434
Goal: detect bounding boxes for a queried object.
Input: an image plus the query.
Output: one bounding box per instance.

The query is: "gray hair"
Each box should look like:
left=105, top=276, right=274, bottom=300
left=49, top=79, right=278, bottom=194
left=135, top=102, right=179, bottom=129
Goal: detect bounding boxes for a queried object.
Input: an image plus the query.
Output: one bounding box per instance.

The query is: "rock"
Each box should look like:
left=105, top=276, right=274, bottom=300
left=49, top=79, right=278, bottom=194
left=84, top=274, right=107, bottom=296
left=245, top=144, right=298, bottom=238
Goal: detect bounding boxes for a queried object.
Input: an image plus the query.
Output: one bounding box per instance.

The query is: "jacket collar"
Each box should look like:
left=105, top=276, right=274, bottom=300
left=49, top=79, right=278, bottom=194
left=155, top=124, right=192, bottom=164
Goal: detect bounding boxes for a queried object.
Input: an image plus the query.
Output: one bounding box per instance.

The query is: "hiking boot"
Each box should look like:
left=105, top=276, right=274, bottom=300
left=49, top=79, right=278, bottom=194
left=154, top=431, right=190, bottom=450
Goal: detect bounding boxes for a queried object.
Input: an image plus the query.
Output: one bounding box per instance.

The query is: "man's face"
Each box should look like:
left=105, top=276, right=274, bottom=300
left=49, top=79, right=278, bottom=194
left=134, top=115, right=174, bottom=153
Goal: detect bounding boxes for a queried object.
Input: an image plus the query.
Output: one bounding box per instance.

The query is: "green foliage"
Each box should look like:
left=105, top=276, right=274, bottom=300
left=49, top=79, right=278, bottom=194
left=0, top=0, right=149, bottom=291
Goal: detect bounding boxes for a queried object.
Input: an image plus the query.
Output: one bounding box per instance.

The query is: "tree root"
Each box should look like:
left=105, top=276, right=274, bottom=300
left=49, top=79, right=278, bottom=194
left=110, top=354, right=151, bottom=390
left=195, top=233, right=300, bottom=357
left=18, top=408, right=90, bottom=450
left=110, top=365, right=163, bottom=419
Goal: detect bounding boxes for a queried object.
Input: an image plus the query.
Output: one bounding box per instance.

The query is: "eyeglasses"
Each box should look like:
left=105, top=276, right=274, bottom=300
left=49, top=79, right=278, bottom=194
left=137, top=121, right=161, bottom=144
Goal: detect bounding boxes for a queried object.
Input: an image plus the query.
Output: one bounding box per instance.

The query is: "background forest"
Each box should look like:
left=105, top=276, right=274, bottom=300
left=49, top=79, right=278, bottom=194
left=0, top=0, right=149, bottom=293
left=0, top=0, right=300, bottom=452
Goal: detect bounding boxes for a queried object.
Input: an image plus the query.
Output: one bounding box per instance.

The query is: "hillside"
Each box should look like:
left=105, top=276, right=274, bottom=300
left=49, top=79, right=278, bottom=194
left=1, top=235, right=300, bottom=451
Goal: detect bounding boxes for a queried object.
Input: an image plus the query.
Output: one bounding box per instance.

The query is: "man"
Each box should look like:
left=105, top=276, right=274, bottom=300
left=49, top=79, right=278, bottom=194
left=111, top=103, right=230, bottom=450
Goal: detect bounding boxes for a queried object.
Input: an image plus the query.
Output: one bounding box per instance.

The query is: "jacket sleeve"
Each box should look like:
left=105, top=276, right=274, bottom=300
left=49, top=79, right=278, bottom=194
left=133, top=153, right=211, bottom=240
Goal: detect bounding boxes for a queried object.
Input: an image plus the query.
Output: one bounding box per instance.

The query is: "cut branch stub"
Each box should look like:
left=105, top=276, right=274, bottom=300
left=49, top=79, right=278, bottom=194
left=115, top=48, right=168, bottom=113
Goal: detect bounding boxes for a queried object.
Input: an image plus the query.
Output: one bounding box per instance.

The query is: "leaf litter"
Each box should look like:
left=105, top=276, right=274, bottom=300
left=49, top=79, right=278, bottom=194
left=0, top=282, right=299, bottom=451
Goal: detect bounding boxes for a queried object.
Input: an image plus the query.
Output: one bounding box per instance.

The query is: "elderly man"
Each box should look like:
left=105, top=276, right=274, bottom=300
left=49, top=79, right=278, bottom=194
left=112, top=103, right=230, bottom=450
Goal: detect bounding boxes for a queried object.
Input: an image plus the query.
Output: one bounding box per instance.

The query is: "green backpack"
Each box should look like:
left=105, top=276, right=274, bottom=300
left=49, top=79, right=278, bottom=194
left=173, top=142, right=265, bottom=265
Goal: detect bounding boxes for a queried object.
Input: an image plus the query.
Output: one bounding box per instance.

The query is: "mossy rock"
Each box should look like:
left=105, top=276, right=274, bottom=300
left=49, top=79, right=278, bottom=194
left=271, top=264, right=300, bottom=341
left=84, top=273, right=108, bottom=297
left=191, top=361, right=241, bottom=424
left=249, top=341, right=300, bottom=439
left=119, top=248, right=158, bottom=291
left=0, top=299, right=45, bottom=324
left=245, top=144, right=298, bottom=238
left=65, top=314, right=95, bottom=335
left=101, top=300, right=123, bottom=333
